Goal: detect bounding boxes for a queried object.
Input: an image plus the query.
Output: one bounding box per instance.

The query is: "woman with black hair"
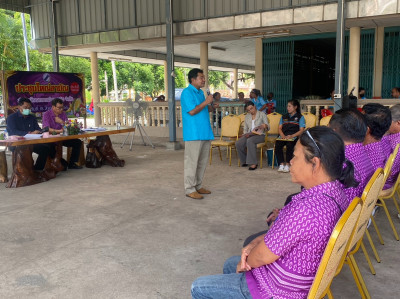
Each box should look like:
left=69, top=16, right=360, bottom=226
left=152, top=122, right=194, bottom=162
left=276, top=99, right=305, bottom=173
left=191, top=126, right=357, bottom=299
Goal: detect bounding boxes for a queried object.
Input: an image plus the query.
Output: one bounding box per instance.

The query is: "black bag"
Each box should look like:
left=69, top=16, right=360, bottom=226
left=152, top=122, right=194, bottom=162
left=85, top=141, right=102, bottom=168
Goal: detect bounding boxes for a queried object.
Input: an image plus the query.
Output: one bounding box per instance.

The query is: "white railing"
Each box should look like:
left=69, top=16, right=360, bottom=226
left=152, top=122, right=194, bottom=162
left=300, top=99, right=400, bottom=124
left=97, top=101, right=247, bottom=134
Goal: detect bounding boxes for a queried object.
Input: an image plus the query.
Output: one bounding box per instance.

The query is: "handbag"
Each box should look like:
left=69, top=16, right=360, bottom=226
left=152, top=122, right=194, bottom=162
left=85, top=140, right=102, bottom=168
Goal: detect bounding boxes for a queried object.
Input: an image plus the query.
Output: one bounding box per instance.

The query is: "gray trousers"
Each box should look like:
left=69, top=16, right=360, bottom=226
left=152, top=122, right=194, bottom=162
left=235, top=134, right=265, bottom=165
left=184, top=140, right=211, bottom=194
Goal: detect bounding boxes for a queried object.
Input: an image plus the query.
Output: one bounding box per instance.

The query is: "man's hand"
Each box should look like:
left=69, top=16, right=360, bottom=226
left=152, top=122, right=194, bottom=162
left=55, top=117, right=64, bottom=125
left=205, top=94, right=213, bottom=105
left=266, top=208, right=280, bottom=226
left=30, top=130, right=41, bottom=134
left=236, top=244, right=256, bottom=273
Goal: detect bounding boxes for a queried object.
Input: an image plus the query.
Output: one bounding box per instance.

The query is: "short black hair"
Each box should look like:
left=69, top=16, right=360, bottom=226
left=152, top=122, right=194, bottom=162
left=362, top=103, right=392, bottom=140
left=245, top=101, right=255, bottom=109
left=188, top=68, right=203, bottom=84
left=250, top=89, right=261, bottom=97
left=329, top=109, right=367, bottom=143
left=213, top=92, right=220, bottom=99
left=18, top=98, right=32, bottom=106
left=51, top=98, right=63, bottom=106
left=299, top=126, right=358, bottom=188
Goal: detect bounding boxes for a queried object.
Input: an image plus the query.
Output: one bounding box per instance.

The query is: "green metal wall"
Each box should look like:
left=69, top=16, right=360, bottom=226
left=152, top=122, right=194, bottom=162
left=262, top=40, right=294, bottom=114
left=382, top=27, right=400, bottom=98
left=263, top=29, right=375, bottom=113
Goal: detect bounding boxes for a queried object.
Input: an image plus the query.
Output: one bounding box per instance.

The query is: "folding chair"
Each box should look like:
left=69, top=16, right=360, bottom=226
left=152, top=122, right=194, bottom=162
left=266, top=112, right=282, bottom=169
left=307, top=197, right=362, bottom=299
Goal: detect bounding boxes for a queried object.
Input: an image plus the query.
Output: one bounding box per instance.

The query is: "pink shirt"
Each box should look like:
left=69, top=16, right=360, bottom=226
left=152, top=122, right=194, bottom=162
left=246, top=180, right=348, bottom=299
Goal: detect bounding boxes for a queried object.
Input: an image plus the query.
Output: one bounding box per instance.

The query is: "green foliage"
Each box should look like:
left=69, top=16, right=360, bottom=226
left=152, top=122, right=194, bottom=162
left=208, top=70, right=230, bottom=89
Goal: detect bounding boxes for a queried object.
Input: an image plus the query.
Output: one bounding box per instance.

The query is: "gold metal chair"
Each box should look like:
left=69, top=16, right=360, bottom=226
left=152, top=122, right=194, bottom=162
left=209, top=114, right=241, bottom=166
left=256, top=133, right=269, bottom=169
left=376, top=144, right=400, bottom=240
left=302, top=111, right=317, bottom=128
left=266, top=112, right=282, bottom=169
left=237, top=113, right=246, bottom=138
left=335, top=168, right=384, bottom=299
left=307, top=197, right=362, bottom=299
left=319, top=115, right=332, bottom=126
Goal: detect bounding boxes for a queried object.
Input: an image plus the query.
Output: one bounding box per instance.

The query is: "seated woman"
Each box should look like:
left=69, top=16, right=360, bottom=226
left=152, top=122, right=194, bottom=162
left=191, top=126, right=357, bottom=299
left=276, top=99, right=305, bottom=173
left=236, top=102, right=269, bottom=170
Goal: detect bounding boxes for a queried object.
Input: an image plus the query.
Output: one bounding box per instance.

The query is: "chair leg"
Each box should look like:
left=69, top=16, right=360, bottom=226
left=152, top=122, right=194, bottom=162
left=271, top=146, right=276, bottom=169
left=260, top=147, right=263, bottom=169
left=360, top=240, right=376, bottom=275
left=392, top=194, right=400, bottom=214
left=229, top=146, right=232, bottom=166
left=346, top=256, right=370, bottom=299
left=370, top=217, right=384, bottom=245
left=379, top=199, right=400, bottom=240
left=218, top=146, right=222, bottom=161
left=209, top=146, right=213, bottom=165
left=327, top=288, right=334, bottom=299
left=350, top=255, right=371, bottom=299
left=365, top=229, right=381, bottom=263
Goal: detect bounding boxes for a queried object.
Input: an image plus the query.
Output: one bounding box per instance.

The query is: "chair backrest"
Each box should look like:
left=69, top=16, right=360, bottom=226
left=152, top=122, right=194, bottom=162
left=307, top=197, right=362, bottom=299
left=382, top=143, right=399, bottom=183
left=319, top=115, right=332, bottom=126
left=238, top=113, right=246, bottom=123
left=302, top=112, right=317, bottom=128
left=348, top=168, right=385, bottom=253
left=266, top=112, right=282, bottom=135
left=220, top=114, right=241, bottom=138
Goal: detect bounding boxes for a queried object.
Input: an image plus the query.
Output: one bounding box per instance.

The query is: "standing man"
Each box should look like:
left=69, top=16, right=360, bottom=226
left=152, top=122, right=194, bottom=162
left=6, top=98, right=55, bottom=171
left=42, top=98, right=83, bottom=169
left=181, top=68, right=218, bottom=200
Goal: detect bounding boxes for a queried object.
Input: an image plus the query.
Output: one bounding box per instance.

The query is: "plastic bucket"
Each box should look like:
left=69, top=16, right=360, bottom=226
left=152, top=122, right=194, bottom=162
left=266, top=148, right=278, bottom=167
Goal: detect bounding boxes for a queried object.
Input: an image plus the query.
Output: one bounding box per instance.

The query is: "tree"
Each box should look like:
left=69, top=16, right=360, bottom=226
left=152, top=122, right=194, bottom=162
left=208, top=70, right=230, bottom=89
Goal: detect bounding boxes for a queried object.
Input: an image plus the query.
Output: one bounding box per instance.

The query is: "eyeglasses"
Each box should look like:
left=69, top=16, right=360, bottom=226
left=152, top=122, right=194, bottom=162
left=305, top=130, right=321, bottom=156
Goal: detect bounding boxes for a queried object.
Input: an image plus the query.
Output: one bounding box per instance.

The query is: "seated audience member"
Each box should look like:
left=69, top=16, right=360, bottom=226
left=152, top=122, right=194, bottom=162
left=276, top=99, right=305, bottom=173
left=238, top=92, right=245, bottom=102
left=191, top=126, right=357, bottom=299
left=6, top=98, right=55, bottom=171
left=42, top=98, right=83, bottom=169
left=392, top=87, right=400, bottom=99
left=362, top=103, right=392, bottom=170
left=358, top=87, right=366, bottom=99
left=236, top=102, right=269, bottom=170
left=250, top=89, right=267, bottom=113
left=381, top=104, right=400, bottom=189
left=265, top=92, right=277, bottom=114
left=329, top=109, right=373, bottom=202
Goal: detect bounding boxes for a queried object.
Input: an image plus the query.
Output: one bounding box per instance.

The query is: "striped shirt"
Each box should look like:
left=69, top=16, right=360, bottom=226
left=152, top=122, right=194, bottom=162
left=246, top=180, right=348, bottom=299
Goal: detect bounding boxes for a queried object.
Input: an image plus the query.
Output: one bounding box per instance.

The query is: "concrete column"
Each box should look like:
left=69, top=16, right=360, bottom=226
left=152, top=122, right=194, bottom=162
left=200, top=42, right=209, bottom=96
left=91, top=52, right=101, bottom=127
left=373, top=27, right=384, bottom=98
left=255, top=38, right=263, bottom=93
left=348, top=27, right=361, bottom=96
left=164, top=60, right=168, bottom=99
left=233, top=68, right=238, bottom=99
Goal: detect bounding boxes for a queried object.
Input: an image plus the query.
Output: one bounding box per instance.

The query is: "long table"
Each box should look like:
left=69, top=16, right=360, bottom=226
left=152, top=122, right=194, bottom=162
left=0, top=128, right=135, bottom=188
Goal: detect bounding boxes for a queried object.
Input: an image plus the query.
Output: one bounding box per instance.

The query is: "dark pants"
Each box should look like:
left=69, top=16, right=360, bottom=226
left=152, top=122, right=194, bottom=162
left=32, top=143, right=56, bottom=170
left=62, top=139, right=82, bottom=164
left=275, top=139, right=297, bottom=165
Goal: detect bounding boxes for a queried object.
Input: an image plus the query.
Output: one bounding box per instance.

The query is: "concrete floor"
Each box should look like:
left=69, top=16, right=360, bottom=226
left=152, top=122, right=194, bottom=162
left=0, top=136, right=399, bottom=298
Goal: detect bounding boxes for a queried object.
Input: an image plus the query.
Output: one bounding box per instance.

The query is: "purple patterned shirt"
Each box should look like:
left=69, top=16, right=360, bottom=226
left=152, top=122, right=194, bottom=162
left=42, top=109, right=68, bottom=130
left=383, top=132, right=400, bottom=189
left=381, top=135, right=392, bottom=159
left=344, top=143, right=374, bottom=203
left=364, top=141, right=387, bottom=171
left=246, top=180, right=348, bottom=299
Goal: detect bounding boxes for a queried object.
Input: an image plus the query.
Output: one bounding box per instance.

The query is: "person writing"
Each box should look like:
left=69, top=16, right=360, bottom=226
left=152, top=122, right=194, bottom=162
left=236, top=102, right=269, bottom=170
left=6, top=98, right=55, bottom=171
left=191, top=126, right=357, bottom=299
left=42, top=98, right=83, bottom=170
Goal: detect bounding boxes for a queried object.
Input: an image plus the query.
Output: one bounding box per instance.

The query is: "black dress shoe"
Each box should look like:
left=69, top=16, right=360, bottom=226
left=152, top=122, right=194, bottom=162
left=241, top=164, right=248, bottom=167
left=68, top=163, right=83, bottom=169
left=248, top=165, right=257, bottom=170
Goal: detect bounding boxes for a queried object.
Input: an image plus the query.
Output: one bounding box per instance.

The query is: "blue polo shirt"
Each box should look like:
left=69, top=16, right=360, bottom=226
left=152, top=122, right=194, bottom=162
left=6, top=111, right=41, bottom=136
left=251, top=96, right=267, bottom=111
left=181, top=84, right=214, bottom=141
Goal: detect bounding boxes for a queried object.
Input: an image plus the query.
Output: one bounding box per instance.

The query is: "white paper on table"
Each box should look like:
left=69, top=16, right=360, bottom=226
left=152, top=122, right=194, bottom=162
left=24, top=134, right=43, bottom=139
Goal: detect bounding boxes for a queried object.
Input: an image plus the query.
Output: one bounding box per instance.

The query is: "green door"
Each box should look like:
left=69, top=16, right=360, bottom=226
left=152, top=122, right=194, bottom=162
left=382, top=27, right=400, bottom=98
